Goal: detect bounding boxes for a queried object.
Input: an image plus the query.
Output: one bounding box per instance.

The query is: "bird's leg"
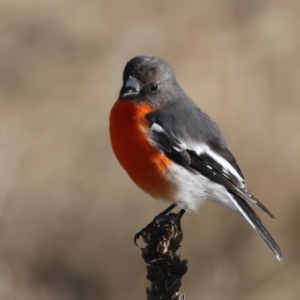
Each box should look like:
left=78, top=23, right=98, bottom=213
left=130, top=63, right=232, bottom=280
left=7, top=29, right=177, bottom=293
left=178, top=208, right=186, bottom=218
left=134, top=203, right=177, bottom=245
left=153, top=203, right=177, bottom=219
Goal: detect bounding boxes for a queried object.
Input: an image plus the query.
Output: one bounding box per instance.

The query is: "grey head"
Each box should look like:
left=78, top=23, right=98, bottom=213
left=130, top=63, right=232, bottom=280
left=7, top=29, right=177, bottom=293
left=119, top=56, right=178, bottom=108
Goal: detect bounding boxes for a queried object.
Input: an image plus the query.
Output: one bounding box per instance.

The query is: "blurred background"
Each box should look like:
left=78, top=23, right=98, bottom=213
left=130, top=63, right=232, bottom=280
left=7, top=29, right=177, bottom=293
left=0, top=0, right=299, bottom=299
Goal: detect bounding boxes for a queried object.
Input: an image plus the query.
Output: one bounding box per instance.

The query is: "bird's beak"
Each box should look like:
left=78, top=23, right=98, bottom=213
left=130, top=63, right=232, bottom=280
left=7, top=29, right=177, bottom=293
left=120, top=79, right=141, bottom=99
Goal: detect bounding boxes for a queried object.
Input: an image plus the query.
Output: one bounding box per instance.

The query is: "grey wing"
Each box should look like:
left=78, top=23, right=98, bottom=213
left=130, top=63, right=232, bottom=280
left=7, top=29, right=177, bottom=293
left=147, top=107, right=275, bottom=219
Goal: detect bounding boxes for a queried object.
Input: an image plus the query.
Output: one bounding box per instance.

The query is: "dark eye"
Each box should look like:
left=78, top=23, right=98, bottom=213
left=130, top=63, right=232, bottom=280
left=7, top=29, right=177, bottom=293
left=150, top=84, right=159, bottom=93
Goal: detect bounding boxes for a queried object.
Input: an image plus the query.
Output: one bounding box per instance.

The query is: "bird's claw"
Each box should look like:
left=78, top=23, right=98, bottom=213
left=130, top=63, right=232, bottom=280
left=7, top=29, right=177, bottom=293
left=134, top=219, right=157, bottom=246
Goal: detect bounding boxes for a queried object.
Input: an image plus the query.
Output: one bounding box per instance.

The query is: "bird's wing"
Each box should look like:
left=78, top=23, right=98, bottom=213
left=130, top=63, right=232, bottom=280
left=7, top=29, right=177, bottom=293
left=146, top=111, right=274, bottom=219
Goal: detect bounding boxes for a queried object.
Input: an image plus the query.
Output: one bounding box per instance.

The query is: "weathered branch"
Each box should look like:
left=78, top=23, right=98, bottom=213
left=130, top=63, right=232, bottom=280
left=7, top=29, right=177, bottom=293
left=136, top=212, right=188, bottom=300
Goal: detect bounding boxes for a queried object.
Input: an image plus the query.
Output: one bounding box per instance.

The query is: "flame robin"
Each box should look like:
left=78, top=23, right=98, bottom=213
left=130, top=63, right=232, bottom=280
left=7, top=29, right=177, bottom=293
left=109, top=56, right=283, bottom=261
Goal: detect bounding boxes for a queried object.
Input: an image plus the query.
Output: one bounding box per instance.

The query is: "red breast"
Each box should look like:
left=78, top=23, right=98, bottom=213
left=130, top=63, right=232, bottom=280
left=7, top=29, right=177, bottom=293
left=109, top=99, right=175, bottom=201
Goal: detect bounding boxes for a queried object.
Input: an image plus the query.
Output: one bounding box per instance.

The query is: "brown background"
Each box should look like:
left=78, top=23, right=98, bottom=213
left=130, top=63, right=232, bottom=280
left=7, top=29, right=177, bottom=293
left=0, top=0, right=299, bottom=299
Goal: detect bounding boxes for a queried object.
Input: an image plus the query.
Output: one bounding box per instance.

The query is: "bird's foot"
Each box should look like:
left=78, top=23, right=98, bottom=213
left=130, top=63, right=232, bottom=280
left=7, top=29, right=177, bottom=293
left=134, top=206, right=186, bottom=246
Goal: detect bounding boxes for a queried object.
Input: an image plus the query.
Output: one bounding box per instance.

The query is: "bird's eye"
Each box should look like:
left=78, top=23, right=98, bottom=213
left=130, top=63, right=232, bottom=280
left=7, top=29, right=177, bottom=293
left=150, top=84, right=159, bottom=93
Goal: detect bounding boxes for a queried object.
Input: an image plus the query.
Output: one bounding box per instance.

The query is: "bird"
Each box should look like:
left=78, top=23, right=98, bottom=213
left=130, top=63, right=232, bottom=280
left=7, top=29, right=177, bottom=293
left=109, top=56, right=283, bottom=261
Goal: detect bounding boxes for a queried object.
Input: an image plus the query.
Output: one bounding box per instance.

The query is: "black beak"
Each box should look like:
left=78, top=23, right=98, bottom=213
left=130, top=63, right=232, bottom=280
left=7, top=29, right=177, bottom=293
left=120, top=79, right=141, bottom=99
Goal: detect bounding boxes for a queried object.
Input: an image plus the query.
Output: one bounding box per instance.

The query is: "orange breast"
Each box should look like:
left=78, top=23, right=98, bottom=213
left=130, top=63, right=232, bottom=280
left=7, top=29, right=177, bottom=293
left=109, top=100, right=175, bottom=201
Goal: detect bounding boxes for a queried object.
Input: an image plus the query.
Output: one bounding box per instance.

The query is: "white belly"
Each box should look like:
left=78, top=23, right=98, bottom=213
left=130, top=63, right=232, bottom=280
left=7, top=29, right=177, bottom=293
left=166, top=163, right=239, bottom=212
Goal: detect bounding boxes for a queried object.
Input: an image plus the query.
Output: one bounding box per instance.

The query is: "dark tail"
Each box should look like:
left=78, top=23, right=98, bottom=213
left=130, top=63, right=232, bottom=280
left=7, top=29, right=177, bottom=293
left=231, top=195, right=283, bottom=261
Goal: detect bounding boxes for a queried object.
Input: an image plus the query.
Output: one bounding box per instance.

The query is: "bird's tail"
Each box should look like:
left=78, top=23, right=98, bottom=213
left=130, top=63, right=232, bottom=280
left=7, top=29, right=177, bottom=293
left=230, top=195, right=283, bottom=261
